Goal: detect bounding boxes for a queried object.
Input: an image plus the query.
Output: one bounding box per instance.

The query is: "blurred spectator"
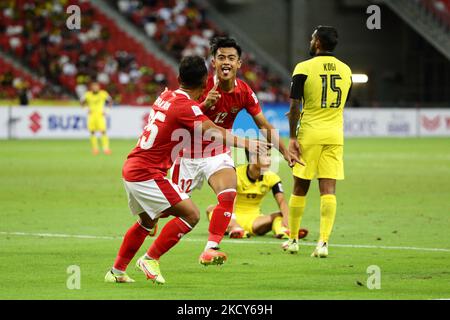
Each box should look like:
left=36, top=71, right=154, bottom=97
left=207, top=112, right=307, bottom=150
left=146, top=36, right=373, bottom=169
left=16, top=79, right=31, bottom=106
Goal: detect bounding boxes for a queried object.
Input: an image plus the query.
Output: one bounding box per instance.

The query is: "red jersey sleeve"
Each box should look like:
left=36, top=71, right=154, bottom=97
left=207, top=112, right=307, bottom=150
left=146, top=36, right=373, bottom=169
left=244, top=86, right=262, bottom=116
left=177, top=103, right=209, bottom=131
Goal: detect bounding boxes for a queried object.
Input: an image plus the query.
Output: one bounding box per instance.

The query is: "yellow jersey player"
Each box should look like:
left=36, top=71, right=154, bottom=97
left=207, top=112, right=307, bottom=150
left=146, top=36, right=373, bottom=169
left=81, top=82, right=113, bottom=155
left=206, top=148, right=308, bottom=239
left=284, top=26, right=352, bottom=257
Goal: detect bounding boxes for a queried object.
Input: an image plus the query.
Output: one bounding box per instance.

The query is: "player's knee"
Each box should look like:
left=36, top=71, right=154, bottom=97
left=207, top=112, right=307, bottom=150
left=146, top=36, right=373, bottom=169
left=319, top=179, right=336, bottom=195
left=183, top=207, right=200, bottom=227
left=138, top=214, right=157, bottom=230
left=293, top=179, right=310, bottom=196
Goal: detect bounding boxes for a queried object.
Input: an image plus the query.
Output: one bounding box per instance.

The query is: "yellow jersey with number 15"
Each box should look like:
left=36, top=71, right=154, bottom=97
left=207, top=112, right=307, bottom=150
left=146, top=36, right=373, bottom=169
left=292, top=54, right=352, bottom=145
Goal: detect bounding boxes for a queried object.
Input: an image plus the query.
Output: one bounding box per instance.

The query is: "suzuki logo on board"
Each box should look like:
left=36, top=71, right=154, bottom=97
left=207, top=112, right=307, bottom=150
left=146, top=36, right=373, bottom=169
left=29, top=112, right=42, bottom=133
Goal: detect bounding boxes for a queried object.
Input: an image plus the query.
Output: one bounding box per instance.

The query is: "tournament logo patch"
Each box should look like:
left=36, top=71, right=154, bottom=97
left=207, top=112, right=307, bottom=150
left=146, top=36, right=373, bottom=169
left=230, top=106, right=239, bottom=114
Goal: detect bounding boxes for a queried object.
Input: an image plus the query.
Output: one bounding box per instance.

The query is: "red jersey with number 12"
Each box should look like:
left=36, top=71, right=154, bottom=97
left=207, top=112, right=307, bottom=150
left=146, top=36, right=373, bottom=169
left=183, top=76, right=262, bottom=158
left=123, top=89, right=209, bottom=182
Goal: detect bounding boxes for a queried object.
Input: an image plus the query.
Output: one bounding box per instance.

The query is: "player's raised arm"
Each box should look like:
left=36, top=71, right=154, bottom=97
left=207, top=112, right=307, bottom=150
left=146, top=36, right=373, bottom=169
left=200, top=119, right=271, bottom=152
left=199, top=81, right=221, bottom=111
left=252, top=112, right=303, bottom=167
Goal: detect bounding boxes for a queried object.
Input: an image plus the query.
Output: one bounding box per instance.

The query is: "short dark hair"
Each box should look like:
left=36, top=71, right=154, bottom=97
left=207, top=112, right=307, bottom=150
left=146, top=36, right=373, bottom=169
left=315, top=26, right=338, bottom=52
left=178, top=55, right=207, bottom=89
left=210, top=36, right=242, bottom=58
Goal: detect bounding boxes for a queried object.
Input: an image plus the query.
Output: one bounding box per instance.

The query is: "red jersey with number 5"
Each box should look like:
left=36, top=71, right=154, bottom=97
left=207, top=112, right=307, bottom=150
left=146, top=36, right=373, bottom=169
left=183, top=75, right=262, bottom=158
left=123, top=89, right=209, bottom=182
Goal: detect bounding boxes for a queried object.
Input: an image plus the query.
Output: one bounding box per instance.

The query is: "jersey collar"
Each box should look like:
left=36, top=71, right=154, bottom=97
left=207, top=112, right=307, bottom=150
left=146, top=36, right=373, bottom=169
left=315, top=52, right=335, bottom=57
left=174, top=89, right=191, bottom=99
left=213, top=75, right=238, bottom=91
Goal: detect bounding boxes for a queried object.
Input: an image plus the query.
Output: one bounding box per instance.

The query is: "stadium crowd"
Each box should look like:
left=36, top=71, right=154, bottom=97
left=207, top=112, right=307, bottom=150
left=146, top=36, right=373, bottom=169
left=114, top=0, right=290, bottom=103
left=0, top=0, right=448, bottom=104
left=0, top=0, right=175, bottom=105
left=419, top=0, right=450, bottom=28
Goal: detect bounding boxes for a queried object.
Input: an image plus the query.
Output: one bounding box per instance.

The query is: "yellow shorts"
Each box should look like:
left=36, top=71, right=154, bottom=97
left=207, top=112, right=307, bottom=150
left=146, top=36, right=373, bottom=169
left=293, top=144, right=344, bottom=180
left=88, top=115, right=106, bottom=132
left=234, top=211, right=262, bottom=235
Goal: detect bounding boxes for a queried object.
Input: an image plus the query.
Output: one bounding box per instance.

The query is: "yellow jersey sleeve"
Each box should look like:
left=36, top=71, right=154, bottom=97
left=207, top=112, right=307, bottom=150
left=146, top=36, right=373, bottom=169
left=265, top=172, right=281, bottom=189
left=292, top=61, right=309, bottom=77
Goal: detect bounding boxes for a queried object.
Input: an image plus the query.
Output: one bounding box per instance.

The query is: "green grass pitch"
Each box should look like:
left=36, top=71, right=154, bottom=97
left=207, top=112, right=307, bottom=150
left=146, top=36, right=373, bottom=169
left=0, top=138, right=449, bottom=300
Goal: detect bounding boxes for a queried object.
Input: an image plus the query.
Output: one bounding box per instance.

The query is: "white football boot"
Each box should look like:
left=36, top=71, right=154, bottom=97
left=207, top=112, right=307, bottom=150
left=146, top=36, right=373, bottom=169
left=282, top=239, right=299, bottom=254
left=311, top=241, right=328, bottom=258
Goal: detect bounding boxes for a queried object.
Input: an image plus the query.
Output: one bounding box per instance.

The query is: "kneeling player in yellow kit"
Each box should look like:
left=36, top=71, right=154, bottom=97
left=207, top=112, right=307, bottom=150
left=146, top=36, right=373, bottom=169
left=81, top=82, right=113, bottom=155
left=207, top=148, right=308, bottom=239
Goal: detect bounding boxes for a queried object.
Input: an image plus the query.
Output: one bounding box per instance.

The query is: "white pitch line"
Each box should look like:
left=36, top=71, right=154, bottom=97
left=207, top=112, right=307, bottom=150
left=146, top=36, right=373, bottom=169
left=0, top=231, right=115, bottom=240
left=1, top=231, right=450, bottom=253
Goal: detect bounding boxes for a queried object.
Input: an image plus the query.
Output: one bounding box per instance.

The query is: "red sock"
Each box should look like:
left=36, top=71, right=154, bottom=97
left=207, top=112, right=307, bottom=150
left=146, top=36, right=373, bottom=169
left=113, top=222, right=149, bottom=272
left=146, top=217, right=192, bottom=260
left=208, top=189, right=237, bottom=244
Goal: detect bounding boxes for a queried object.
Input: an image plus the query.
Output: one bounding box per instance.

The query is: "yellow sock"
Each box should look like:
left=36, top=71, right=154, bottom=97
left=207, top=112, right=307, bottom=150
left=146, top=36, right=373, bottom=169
left=288, top=195, right=306, bottom=240
left=101, top=134, right=110, bottom=151
left=272, top=216, right=284, bottom=235
left=90, top=135, right=98, bottom=151
left=319, top=194, right=337, bottom=243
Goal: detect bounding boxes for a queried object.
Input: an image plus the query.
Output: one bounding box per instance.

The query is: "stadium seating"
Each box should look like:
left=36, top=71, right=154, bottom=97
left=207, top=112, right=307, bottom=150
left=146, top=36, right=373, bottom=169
left=111, top=0, right=290, bottom=102
left=0, top=55, right=45, bottom=101
left=0, top=0, right=177, bottom=105
left=420, top=0, right=450, bottom=28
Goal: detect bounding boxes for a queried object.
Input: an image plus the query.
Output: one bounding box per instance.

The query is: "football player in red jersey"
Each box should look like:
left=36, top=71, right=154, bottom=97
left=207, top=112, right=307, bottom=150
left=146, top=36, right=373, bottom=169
left=170, top=37, right=302, bottom=266
left=105, top=55, right=268, bottom=284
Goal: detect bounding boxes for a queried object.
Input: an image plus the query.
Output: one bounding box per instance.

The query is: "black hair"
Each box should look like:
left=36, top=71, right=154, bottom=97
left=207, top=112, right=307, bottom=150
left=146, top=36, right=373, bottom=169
left=315, top=25, right=338, bottom=52
left=178, top=55, right=208, bottom=89
left=210, top=36, right=242, bottom=58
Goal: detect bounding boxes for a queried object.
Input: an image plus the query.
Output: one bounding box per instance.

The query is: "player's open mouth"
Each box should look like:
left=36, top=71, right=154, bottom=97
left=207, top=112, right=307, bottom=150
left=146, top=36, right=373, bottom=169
left=221, top=66, right=231, bottom=76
